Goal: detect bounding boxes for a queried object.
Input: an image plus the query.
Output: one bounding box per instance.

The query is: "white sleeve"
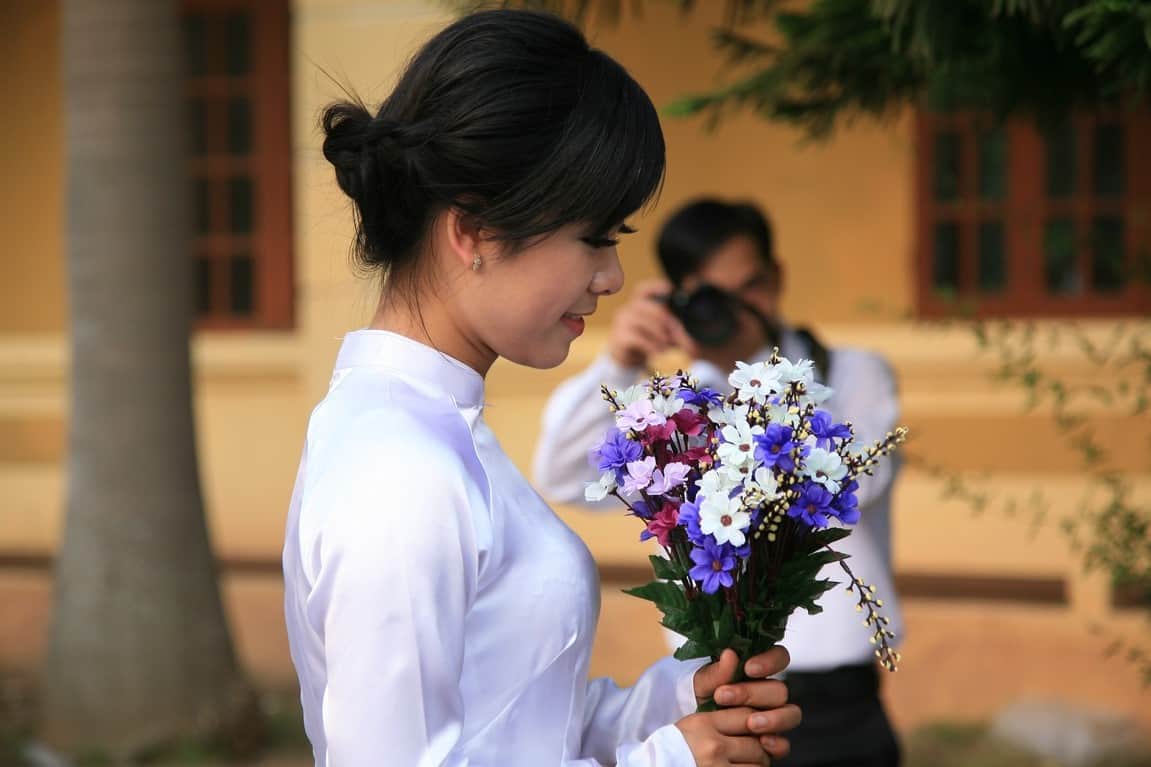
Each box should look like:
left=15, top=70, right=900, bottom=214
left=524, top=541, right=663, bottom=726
left=533, top=353, right=642, bottom=506
left=832, top=350, right=901, bottom=508
left=308, top=423, right=485, bottom=766
left=308, top=417, right=697, bottom=767
left=580, top=657, right=707, bottom=765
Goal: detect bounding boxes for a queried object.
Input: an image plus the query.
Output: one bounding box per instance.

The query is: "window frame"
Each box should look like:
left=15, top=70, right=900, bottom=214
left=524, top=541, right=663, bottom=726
left=914, top=109, right=1151, bottom=319
left=183, top=0, right=293, bottom=331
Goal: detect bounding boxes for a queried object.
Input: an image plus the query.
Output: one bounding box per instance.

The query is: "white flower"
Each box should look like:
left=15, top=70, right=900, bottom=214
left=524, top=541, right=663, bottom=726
left=804, top=381, right=835, bottom=405
left=709, top=403, right=749, bottom=426
left=696, top=468, right=738, bottom=498
left=748, top=466, right=780, bottom=498
left=776, top=358, right=815, bottom=387
left=729, top=361, right=782, bottom=403
left=804, top=448, right=848, bottom=493
left=585, top=472, right=617, bottom=503
left=616, top=384, right=649, bottom=407
left=764, top=401, right=794, bottom=427
left=717, top=421, right=763, bottom=467
left=651, top=393, right=686, bottom=417
left=719, top=462, right=754, bottom=486
left=699, top=493, right=751, bottom=547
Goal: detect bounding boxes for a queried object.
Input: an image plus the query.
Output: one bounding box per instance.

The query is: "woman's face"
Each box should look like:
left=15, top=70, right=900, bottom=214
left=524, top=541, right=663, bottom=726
left=459, top=222, right=628, bottom=370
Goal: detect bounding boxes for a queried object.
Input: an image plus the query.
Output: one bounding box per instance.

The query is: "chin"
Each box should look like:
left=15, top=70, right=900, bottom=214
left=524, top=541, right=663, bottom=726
left=504, top=339, right=572, bottom=370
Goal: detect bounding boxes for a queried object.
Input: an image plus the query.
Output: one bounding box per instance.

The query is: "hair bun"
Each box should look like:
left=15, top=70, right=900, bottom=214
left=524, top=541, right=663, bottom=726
left=321, top=102, right=373, bottom=201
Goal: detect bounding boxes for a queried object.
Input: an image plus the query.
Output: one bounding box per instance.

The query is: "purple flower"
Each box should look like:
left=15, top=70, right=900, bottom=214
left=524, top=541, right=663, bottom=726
left=788, top=481, right=834, bottom=528
left=678, top=387, right=723, bottom=407
left=590, top=429, right=644, bottom=478
left=754, top=424, right=806, bottom=473
left=628, top=498, right=655, bottom=520
left=809, top=410, right=852, bottom=449
left=678, top=500, right=706, bottom=543
left=831, top=479, right=860, bottom=525
left=689, top=538, right=737, bottom=594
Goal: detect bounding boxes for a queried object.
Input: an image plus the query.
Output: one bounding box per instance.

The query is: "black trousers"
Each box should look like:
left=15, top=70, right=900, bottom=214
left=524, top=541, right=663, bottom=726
left=774, top=663, right=901, bottom=767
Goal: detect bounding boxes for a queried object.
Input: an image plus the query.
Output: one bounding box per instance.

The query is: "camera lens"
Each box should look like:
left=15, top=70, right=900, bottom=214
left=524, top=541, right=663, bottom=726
left=670, top=285, right=739, bottom=346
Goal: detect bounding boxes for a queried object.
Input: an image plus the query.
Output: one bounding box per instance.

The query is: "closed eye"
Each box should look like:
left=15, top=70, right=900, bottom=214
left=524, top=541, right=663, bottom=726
left=581, top=223, right=637, bottom=250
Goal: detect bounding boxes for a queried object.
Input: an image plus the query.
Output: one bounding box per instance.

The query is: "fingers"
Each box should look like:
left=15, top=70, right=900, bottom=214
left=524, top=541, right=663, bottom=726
left=701, top=706, right=767, bottom=737
left=722, top=734, right=774, bottom=765
left=744, top=645, right=791, bottom=678
left=633, top=278, right=673, bottom=299
left=665, top=315, right=700, bottom=359
left=714, top=678, right=788, bottom=710
left=760, top=733, right=791, bottom=759
left=694, top=649, right=741, bottom=700
left=747, top=703, right=802, bottom=735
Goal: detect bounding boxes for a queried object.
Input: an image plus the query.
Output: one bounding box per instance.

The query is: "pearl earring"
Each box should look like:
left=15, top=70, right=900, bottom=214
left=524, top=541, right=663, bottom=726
left=471, top=254, right=482, bottom=272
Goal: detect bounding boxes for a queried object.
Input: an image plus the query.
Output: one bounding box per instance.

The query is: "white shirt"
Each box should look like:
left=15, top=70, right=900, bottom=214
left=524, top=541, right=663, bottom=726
left=283, top=330, right=704, bottom=767
left=533, top=327, right=905, bottom=673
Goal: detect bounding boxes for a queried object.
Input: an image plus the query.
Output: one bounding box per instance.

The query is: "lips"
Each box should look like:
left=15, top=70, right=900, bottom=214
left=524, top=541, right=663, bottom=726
left=561, top=312, right=587, bottom=336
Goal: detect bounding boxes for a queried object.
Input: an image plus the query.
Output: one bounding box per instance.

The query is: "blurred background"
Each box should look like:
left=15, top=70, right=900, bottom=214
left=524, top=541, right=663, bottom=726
left=1, top=0, right=1148, bottom=765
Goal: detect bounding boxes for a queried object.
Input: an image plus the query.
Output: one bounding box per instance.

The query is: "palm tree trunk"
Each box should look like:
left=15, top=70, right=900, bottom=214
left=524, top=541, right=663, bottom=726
left=41, top=0, right=252, bottom=753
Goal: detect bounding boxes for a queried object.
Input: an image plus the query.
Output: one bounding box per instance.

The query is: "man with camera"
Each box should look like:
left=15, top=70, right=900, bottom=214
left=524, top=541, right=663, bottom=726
left=533, top=199, right=905, bottom=767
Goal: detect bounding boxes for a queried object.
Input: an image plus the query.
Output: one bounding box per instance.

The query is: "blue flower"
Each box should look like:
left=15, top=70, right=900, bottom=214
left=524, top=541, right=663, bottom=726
left=628, top=498, right=655, bottom=521
left=689, top=538, right=737, bottom=594
left=677, top=499, right=706, bottom=544
left=589, top=429, right=643, bottom=478
left=788, top=481, right=834, bottom=528
left=831, top=479, right=860, bottom=525
left=754, top=424, right=806, bottom=473
left=679, top=387, right=724, bottom=407
left=809, top=410, right=852, bottom=449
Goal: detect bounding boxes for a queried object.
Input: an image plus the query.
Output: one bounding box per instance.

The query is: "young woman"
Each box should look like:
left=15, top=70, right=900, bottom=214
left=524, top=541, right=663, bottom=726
left=282, top=10, right=801, bottom=766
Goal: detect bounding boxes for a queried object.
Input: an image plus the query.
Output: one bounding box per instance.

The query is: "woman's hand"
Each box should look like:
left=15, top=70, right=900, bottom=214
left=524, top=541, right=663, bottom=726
left=679, top=647, right=801, bottom=765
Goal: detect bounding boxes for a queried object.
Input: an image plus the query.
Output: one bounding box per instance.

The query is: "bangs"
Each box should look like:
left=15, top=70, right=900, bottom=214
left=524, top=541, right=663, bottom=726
left=489, top=50, right=666, bottom=242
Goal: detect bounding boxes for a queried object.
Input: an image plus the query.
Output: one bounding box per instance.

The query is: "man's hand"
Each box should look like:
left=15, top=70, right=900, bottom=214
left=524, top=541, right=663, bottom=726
left=607, top=280, right=686, bottom=369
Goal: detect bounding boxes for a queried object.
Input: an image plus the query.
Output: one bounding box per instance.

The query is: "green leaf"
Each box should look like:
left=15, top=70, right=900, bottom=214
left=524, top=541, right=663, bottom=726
left=623, top=580, right=689, bottom=611
left=650, top=554, right=685, bottom=581
left=674, top=639, right=714, bottom=662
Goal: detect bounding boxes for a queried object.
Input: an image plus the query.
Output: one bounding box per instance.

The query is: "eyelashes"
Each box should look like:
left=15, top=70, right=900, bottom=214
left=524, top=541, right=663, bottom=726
left=581, top=223, right=637, bottom=249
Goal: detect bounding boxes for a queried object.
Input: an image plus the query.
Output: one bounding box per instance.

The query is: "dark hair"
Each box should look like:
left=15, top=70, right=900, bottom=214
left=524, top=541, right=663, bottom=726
left=656, top=198, right=776, bottom=286
left=321, top=9, right=665, bottom=277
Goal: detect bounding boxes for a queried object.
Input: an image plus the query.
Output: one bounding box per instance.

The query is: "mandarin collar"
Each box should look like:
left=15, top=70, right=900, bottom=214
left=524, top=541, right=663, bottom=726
left=335, top=330, right=485, bottom=408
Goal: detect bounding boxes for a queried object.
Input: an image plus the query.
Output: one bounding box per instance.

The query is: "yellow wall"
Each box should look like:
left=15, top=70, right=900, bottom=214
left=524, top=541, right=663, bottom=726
left=0, top=0, right=66, bottom=333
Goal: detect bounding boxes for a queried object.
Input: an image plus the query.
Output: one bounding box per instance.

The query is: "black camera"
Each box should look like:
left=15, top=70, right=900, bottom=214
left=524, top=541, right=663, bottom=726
left=662, top=284, right=746, bottom=347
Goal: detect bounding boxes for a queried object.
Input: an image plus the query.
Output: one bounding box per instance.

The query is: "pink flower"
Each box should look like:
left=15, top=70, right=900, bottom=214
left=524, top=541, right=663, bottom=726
left=671, top=408, right=709, bottom=436
left=617, top=399, right=666, bottom=432
left=649, top=462, right=691, bottom=494
left=620, top=457, right=656, bottom=495
left=641, top=502, right=680, bottom=547
left=641, top=420, right=678, bottom=443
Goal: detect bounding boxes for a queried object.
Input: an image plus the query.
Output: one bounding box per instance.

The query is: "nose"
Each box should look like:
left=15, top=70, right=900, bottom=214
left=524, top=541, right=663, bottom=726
left=591, top=247, right=625, bottom=296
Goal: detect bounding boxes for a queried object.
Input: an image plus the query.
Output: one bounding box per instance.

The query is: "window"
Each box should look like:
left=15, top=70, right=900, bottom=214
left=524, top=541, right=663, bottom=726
left=915, top=111, right=1151, bottom=317
left=183, top=0, right=292, bottom=329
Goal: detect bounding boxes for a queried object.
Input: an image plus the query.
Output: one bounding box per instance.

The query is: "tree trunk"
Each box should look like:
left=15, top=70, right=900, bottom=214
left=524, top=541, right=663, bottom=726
left=41, top=0, right=252, bottom=754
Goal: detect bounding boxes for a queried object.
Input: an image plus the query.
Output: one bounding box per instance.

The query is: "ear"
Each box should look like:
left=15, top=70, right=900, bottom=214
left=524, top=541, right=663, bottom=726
left=770, top=262, right=785, bottom=296
left=441, top=207, right=487, bottom=270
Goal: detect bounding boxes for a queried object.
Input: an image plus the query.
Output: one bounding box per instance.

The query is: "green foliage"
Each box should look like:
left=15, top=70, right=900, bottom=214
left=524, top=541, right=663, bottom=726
left=477, top=0, right=1150, bottom=136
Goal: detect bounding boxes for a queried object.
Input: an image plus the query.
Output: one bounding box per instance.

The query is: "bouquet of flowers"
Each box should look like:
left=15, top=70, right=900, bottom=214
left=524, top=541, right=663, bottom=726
left=586, top=351, right=906, bottom=710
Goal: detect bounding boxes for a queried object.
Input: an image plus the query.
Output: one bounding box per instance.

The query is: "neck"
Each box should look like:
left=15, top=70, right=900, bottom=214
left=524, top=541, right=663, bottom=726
left=369, top=289, right=497, bottom=377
